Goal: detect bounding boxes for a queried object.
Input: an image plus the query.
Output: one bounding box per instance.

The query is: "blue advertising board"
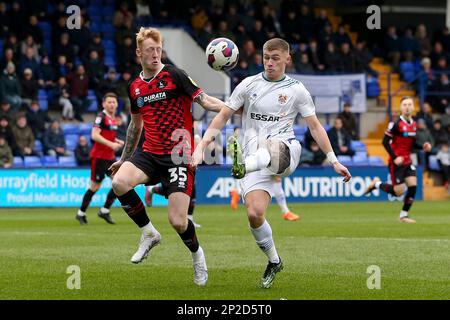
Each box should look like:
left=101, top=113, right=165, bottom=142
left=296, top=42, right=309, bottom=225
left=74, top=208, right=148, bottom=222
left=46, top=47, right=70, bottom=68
left=195, top=165, right=423, bottom=204
left=0, top=169, right=168, bottom=207
left=0, top=166, right=422, bottom=207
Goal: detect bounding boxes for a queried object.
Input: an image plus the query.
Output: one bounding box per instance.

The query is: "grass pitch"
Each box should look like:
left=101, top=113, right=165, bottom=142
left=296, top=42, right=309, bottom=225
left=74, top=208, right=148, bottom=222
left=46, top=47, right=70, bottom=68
left=0, top=201, right=449, bottom=300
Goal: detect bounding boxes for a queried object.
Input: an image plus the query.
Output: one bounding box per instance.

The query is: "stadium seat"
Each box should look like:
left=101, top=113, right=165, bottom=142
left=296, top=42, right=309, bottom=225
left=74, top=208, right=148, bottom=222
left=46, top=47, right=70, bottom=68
left=13, top=156, right=24, bottom=168
left=34, top=140, right=43, bottom=153
left=58, top=156, right=78, bottom=167
left=428, top=155, right=440, bottom=171
left=293, top=125, right=307, bottom=135
left=24, top=156, right=43, bottom=168
left=62, top=123, right=79, bottom=135
left=352, top=154, right=369, bottom=165
left=368, top=156, right=385, bottom=166
left=38, top=89, right=47, bottom=99
left=79, top=123, right=93, bottom=135
left=65, top=134, right=79, bottom=151
left=400, top=62, right=415, bottom=82
left=350, top=140, right=367, bottom=152
left=87, top=98, right=98, bottom=112
left=41, top=155, right=58, bottom=167
left=355, top=151, right=368, bottom=159
left=39, top=99, right=48, bottom=111
left=337, top=155, right=352, bottom=165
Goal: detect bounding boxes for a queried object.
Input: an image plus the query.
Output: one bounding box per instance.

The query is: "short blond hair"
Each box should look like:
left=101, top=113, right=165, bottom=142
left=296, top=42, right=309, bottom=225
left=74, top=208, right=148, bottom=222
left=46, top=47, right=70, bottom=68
left=136, top=27, right=163, bottom=48
left=263, top=38, right=290, bottom=53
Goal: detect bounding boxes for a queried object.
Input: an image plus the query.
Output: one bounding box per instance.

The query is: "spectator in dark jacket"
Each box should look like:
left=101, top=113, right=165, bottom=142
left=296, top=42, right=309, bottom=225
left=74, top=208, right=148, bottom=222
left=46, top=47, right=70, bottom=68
left=0, top=134, right=13, bottom=168
left=0, top=48, right=16, bottom=74
left=0, top=62, right=22, bottom=112
left=26, top=100, right=52, bottom=140
left=84, top=50, right=106, bottom=89
left=400, top=28, right=419, bottom=62
left=43, top=120, right=70, bottom=156
left=96, top=68, right=120, bottom=105
left=53, top=76, right=74, bottom=121
left=338, top=103, right=358, bottom=139
left=20, top=68, right=39, bottom=107
left=38, top=54, right=55, bottom=89
left=53, top=33, right=76, bottom=65
left=53, top=54, right=70, bottom=79
left=11, top=114, right=37, bottom=157
left=385, top=26, right=401, bottom=70
left=117, top=36, right=136, bottom=73
left=19, top=46, right=40, bottom=75
left=431, top=119, right=449, bottom=147
left=323, top=42, right=340, bottom=73
left=327, top=117, right=355, bottom=156
left=67, top=64, right=89, bottom=122
left=75, top=135, right=90, bottom=166
left=0, top=116, right=16, bottom=151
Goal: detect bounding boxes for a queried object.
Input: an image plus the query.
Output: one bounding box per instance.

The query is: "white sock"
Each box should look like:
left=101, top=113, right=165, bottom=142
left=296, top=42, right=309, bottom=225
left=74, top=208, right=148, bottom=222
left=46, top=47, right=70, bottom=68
left=250, top=220, right=280, bottom=264
left=375, top=181, right=382, bottom=189
left=245, top=148, right=271, bottom=173
left=400, top=210, right=409, bottom=218
left=140, top=221, right=158, bottom=237
left=77, top=209, right=86, bottom=217
left=99, top=207, right=109, bottom=214
left=192, top=246, right=204, bottom=263
left=274, top=181, right=289, bottom=214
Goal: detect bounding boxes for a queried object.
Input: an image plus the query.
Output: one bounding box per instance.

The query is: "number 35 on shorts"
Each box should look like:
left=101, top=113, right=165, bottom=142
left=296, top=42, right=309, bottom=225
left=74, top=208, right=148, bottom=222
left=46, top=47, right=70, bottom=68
left=169, top=167, right=188, bottom=188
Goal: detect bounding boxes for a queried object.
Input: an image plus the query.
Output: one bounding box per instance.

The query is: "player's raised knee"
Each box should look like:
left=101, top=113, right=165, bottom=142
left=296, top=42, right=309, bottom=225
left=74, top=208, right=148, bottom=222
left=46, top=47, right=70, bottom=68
left=112, top=174, right=130, bottom=196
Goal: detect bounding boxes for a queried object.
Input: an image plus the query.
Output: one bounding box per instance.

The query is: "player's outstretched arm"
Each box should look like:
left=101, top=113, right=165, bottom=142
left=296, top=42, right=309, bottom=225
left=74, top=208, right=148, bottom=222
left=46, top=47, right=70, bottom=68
left=109, top=114, right=143, bottom=175
left=191, top=105, right=235, bottom=166
left=305, top=114, right=352, bottom=182
left=194, top=92, right=228, bottom=113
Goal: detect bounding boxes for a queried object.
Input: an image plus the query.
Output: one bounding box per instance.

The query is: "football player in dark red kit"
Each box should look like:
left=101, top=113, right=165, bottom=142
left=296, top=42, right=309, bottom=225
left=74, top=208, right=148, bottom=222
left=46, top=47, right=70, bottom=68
left=109, top=27, right=227, bottom=286
left=365, top=97, right=432, bottom=223
left=76, top=93, right=124, bottom=225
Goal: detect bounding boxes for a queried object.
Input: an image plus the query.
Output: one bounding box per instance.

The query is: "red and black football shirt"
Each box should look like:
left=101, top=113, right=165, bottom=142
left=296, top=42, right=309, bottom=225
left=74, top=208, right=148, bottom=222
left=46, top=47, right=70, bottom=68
left=90, top=111, right=118, bottom=160
left=385, top=116, right=417, bottom=165
left=128, top=64, right=202, bottom=155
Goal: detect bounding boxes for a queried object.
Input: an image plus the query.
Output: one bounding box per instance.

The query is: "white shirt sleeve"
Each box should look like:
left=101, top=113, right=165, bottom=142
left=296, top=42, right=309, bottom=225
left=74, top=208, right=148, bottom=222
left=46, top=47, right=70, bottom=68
left=295, top=83, right=316, bottom=118
left=225, top=77, right=249, bottom=111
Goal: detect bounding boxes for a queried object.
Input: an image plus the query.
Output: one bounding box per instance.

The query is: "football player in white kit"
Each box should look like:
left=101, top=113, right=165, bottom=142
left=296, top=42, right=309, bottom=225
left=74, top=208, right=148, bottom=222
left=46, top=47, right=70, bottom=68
left=192, top=38, right=351, bottom=288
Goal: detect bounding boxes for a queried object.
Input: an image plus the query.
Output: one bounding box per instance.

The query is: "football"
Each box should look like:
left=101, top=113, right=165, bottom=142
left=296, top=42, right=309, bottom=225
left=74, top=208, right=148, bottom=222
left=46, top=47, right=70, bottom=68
left=205, top=37, right=239, bottom=71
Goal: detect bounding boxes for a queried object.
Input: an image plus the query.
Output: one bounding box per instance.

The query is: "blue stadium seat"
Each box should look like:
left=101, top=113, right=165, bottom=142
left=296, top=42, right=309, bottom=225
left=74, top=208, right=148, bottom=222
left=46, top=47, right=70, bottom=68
left=101, top=7, right=115, bottom=16
left=90, top=22, right=101, bottom=33
left=104, top=57, right=116, bottom=68
left=350, top=140, right=367, bottom=152
left=34, top=140, right=43, bottom=153
left=323, top=124, right=331, bottom=131
left=24, top=156, right=43, bottom=168
left=65, top=134, right=79, bottom=151
left=293, top=125, right=307, bottom=135
left=400, top=62, right=415, bottom=82
left=366, top=80, right=380, bottom=98
left=90, top=14, right=102, bottom=23
left=87, top=98, right=98, bottom=112
left=13, top=156, right=24, bottom=168
left=62, top=123, right=79, bottom=135
left=41, top=155, right=58, bottom=167
left=355, top=151, right=367, bottom=159
left=39, top=99, right=48, bottom=111
left=337, top=155, right=352, bottom=165
left=102, top=39, right=115, bottom=49
left=37, top=22, right=51, bottom=32
left=428, top=155, right=440, bottom=171
left=38, top=89, right=47, bottom=98
left=368, top=156, right=385, bottom=166
left=79, top=123, right=93, bottom=135
left=352, top=154, right=369, bottom=165
left=58, top=156, right=78, bottom=167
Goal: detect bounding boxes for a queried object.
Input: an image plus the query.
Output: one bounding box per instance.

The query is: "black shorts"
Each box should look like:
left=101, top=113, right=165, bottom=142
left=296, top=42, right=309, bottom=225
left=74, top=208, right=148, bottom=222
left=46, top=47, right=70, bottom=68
left=91, top=158, right=114, bottom=182
left=389, top=162, right=416, bottom=186
left=129, top=149, right=195, bottom=198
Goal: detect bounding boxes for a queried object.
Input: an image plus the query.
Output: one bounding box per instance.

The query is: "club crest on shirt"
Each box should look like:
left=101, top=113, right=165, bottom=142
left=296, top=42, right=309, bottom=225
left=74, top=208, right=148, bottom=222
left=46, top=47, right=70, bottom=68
left=278, top=93, right=288, bottom=104
left=157, top=79, right=167, bottom=89
left=134, top=88, right=140, bottom=96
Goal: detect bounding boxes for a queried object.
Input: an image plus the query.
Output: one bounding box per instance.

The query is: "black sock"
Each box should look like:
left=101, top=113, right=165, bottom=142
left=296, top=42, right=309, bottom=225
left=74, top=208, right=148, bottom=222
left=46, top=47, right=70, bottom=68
left=103, top=189, right=117, bottom=209
left=80, top=189, right=96, bottom=212
left=188, top=198, right=196, bottom=216
left=153, top=185, right=166, bottom=196
left=380, top=183, right=397, bottom=196
left=117, top=189, right=150, bottom=227
left=402, top=186, right=416, bottom=212
left=178, top=219, right=199, bottom=252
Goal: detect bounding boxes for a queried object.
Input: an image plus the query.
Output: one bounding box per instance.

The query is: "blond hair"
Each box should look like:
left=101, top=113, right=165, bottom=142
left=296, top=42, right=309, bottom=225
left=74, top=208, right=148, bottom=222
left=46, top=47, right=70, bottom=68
left=136, top=27, right=163, bottom=48
left=263, top=38, right=290, bottom=53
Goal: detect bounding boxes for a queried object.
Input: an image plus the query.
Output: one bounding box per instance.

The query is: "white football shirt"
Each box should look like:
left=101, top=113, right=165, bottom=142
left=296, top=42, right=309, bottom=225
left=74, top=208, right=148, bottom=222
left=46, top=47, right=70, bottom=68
left=226, top=72, right=315, bottom=156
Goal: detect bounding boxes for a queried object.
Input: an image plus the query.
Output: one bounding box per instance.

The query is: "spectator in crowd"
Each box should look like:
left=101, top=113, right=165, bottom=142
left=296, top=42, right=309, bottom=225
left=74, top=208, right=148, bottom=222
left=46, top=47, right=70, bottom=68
left=54, top=33, right=76, bottom=65
left=19, top=46, right=40, bottom=75
left=323, top=42, right=340, bottom=73
left=225, top=5, right=241, bottom=34
left=258, top=4, right=278, bottom=38
left=75, top=135, right=90, bottom=166
left=241, top=39, right=257, bottom=63
left=436, top=27, right=450, bottom=52
left=0, top=134, right=13, bottom=168
left=419, top=57, right=434, bottom=91
left=197, top=21, right=215, bottom=49
left=298, top=4, right=315, bottom=42
left=327, top=117, right=355, bottom=156
left=11, top=114, right=37, bottom=157
left=333, top=24, right=352, bottom=48
left=248, top=53, right=264, bottom=75
left=53, top=76, right=74, bottom=121
left=429, top=41, right=448, bottom=67
left=26, top=100, right=51, bottom=140
left=308, top=40, right=325, bottom=72
left=84, top=50, right=106, bottom=89
left=0, top=101, right=16, bottom=122
left=0, top=62, right=22, bottom=112
left=116, top=70, right=132, bottom=112
left=68, top=15, right=92, bottom=57
left=20, top=34, right=40, bottom=61
left=97, top=68, right=120, bottom=105
left=430, top=73, right=450, bottom=113
left=338, top=42, right=356, bottom=73
left=431, top=119, right=449, bottom=147
left=315, top=9, right=331, bottom=32
left=0, top=116, right=15, bottom=151
left=85, top=33, right=105, bottom=61
left=415, top=102, right=434, bottom=130
left=249, top=20, right=267, bottom=48
left=0, top=48, right=16, bottom=73
left=338, top=103, right=358, bottom=139
left=191, top=6, right=208, bottom=35
left=296, top=53, right=315, bottom=74
left=67, top=64, right=89, bottom=122
left=117, top=35, right=135, bottom=73
left=414, top=118, right=435, bottom=165
left=385, top=26, right=401, bottom=70
left=53, top=54, right=70, bottom=79
left=441, top=105, right=450, bottom=129
left=115, top=17, right=134, bottom=47
left=216, top=20, right=235, bottom=41
left=436, top=143, right=450, bottom=189
left=317, top=23, right=333, bottom=52
left=399, top=27, right=418, bottom=62
left=415, top=23, right=431, bottom=57
left=354, top=41, right=376, bottom=75
left=52, top=15, right=68, bottom=45
left=113, top=1, right=134, bottom=28
left=435, top=56, right=450, bottom=72
left=23, top=15, right=44, bottom=45
left=43, top=120, right=70, bottom=157
left=282, top=10, right=300, bottom=44
left=4, top=33, right=20, bottom=58
left=231, top=60, right=250, bottom=87
left=38, top=54, right=55, bottom=89
left=20, top=68, right=39, bottom=107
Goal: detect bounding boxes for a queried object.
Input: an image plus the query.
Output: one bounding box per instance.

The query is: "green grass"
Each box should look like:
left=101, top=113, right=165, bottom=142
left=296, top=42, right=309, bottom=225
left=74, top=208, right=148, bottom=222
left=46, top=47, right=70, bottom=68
left=0, top=201, right=449, bottom=300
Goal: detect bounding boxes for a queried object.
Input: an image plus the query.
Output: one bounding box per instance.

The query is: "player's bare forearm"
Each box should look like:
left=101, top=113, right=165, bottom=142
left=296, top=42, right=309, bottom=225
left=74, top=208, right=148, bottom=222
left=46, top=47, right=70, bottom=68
left=92, top=128, right=113, bottom=148
left=198, top=106, right=234, bottom=150
left=120, top=116, right=142, bottom=161
left=306, top=115, right=334, bottom=154
left=194, top=92, right=227, bottom=113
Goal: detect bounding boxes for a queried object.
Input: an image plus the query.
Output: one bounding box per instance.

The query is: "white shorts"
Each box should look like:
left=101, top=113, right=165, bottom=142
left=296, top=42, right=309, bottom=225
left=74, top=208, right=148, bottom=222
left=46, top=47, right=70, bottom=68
left=240, top=138, right=301, bottom=200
